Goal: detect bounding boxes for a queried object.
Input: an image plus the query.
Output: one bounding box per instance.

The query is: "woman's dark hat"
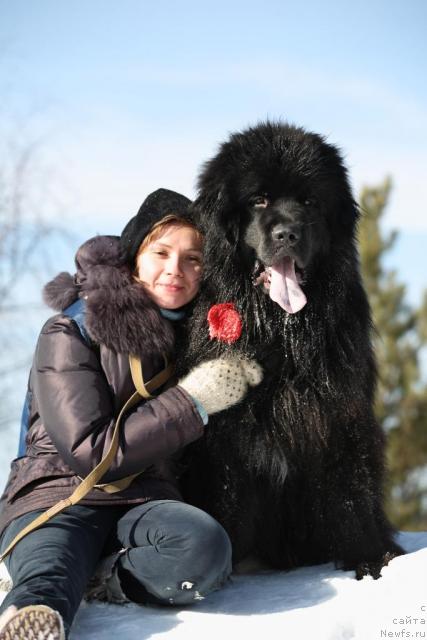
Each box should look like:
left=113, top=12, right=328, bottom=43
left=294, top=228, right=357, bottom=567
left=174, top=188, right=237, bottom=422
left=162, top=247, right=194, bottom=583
left=120, top=188, right=193, bottom=264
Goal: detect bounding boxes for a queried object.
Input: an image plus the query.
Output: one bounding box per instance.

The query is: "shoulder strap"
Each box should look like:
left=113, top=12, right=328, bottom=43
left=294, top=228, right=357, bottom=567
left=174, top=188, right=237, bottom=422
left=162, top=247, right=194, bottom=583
left=0, top=390, right=140, bottom=563
left=129, top=354, right=175, bottom=399
left=0, top=354, right=174, bottom=562
left=91, top=355, right=175, bottom=493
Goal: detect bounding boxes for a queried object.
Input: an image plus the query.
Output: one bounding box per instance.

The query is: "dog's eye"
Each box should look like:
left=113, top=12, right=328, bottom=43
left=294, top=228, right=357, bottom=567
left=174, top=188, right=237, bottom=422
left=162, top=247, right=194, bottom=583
left=252, top=195, right=269, bottom=208
left=303, top=197, right=316, bottom=207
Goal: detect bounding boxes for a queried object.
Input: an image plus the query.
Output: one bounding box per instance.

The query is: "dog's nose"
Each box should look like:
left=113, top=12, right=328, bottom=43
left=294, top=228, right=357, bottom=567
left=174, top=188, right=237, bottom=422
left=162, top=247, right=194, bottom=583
left=271, top=223, right=301, bottom=246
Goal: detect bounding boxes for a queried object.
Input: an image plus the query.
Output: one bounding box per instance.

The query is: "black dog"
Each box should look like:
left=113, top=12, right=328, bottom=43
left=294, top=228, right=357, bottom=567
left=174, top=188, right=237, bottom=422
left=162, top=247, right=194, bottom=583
left=178, top=121, right=402, bottom=579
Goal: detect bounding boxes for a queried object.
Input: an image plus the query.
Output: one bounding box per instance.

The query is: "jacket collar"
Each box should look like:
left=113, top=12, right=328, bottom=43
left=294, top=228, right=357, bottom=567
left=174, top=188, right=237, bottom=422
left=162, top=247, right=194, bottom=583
left=43, top=235, right=176, bottom=358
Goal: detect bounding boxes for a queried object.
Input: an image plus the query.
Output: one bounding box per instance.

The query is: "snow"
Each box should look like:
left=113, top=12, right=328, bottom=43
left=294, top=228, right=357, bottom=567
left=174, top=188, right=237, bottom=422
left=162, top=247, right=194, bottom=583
left=1, top=532, right=426, bottom=639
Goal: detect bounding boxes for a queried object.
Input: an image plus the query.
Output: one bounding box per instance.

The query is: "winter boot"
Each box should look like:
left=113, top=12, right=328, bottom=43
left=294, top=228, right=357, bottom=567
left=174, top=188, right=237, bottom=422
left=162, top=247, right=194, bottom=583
left=84, top=550, right=130, bottom=604
left=0, top=604, right=65, bottom=640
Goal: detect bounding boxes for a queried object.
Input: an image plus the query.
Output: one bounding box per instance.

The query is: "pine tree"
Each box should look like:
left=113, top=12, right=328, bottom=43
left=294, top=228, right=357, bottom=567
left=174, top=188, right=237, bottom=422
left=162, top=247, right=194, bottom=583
left=358, top=179, right=427, bottom=530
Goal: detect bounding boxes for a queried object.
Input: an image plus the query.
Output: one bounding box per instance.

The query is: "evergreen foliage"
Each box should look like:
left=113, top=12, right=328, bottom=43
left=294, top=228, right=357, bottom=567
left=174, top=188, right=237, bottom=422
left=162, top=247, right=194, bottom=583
left=358, top=179, right=427, bottom=529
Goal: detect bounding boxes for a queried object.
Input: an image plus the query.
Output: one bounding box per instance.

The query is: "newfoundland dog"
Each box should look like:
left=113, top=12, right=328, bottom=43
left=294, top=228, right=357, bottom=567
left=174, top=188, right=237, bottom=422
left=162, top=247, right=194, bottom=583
left=177, top=121, right=402, bottom=579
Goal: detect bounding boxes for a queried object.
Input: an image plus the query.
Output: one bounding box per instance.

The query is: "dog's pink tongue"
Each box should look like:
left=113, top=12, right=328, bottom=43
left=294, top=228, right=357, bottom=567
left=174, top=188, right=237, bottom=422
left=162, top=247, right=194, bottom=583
left=269, top=258, right=307, bottom=313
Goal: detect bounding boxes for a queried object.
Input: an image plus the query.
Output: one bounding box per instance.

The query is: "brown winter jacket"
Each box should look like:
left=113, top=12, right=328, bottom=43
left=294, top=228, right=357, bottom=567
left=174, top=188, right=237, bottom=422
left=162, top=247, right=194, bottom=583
left=0, top=235, right=205, bottom=536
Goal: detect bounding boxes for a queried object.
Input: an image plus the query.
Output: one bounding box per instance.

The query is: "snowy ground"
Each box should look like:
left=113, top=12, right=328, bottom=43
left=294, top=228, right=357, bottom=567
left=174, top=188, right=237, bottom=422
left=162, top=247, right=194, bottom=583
left=1, top=531, right=426, bottom=640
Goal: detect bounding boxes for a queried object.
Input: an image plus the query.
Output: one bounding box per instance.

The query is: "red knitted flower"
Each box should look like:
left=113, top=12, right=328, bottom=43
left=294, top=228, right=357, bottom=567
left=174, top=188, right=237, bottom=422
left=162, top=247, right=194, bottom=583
left=207, top=303, right=243, bottom=344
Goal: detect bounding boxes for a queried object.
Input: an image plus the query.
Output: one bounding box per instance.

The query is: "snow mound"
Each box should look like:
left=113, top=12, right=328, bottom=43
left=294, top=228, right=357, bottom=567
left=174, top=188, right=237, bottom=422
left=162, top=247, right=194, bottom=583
left=1, top=532, right=426, bottom=639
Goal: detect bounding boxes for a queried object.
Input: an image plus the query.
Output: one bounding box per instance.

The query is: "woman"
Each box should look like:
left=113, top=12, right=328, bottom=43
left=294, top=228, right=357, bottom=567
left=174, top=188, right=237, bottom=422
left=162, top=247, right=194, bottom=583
left=0, top=189, right=261, bottom=639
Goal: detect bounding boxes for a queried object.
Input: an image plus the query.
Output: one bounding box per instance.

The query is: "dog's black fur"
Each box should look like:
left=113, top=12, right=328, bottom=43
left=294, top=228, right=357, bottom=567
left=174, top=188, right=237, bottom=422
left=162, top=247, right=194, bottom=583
left=178, top=121, right=402, bottom=579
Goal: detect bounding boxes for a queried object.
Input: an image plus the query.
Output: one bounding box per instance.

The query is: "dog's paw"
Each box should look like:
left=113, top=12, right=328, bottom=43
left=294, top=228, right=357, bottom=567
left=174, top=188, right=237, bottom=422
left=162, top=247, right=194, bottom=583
left=354, top=549, right=402, bottom=580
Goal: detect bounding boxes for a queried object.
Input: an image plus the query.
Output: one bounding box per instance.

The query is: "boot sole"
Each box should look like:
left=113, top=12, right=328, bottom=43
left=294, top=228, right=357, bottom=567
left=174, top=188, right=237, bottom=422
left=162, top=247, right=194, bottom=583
left=0, top=604, right=65, bottom=640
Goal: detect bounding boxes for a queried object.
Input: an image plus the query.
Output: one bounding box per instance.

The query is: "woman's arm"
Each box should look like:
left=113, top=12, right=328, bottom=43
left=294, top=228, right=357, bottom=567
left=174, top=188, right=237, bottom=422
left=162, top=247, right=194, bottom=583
left=32, top=315, right=204, bottom=482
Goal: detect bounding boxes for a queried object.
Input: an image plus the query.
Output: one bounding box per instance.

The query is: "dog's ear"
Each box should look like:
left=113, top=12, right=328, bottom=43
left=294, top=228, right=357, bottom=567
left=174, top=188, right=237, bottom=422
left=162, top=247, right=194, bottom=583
left=194, top=182, right=240, bottom=248
left=215, top=187, right=241, bottom=245
left=340, top=197, right=360, bottom=232
left=329, top=182, right=360, bottom=238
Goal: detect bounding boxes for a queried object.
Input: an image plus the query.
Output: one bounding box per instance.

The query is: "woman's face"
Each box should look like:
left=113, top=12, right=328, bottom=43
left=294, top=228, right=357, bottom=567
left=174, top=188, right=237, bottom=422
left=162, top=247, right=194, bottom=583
left=136, top=225, right=203, bottom=309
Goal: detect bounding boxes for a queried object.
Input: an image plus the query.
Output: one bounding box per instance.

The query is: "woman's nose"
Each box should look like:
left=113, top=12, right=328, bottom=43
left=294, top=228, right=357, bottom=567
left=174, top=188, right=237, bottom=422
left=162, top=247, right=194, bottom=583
left=165, top=256, right=183, bottom=276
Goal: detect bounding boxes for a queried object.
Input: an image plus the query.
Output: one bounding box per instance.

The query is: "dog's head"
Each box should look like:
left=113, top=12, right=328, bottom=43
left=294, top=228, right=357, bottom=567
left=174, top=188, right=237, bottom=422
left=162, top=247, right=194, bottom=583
left=194, top=121, right=359, bottom=313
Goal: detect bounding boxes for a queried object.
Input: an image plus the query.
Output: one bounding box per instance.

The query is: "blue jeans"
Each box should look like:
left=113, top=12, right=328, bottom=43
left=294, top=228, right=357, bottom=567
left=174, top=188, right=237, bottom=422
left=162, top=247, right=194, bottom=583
left=0, top=500, right=232, bottom=637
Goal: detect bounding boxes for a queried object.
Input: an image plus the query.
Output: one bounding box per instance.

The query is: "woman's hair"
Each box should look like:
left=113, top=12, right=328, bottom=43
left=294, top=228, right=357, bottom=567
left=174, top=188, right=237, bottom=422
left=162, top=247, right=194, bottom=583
left=133, top=214, right=203, bottom=274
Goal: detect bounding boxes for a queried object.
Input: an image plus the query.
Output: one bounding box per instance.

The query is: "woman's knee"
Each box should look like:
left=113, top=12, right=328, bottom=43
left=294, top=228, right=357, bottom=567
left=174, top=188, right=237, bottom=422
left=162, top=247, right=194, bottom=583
left=163, top=502, right=232, bottom=574
left=156, top=505, right=233, bottom=603
left=178, top=516, right=232, bottom=602
left=117, top=501, right=232, bottom=605
left=119, top=500, right=232, bottom=564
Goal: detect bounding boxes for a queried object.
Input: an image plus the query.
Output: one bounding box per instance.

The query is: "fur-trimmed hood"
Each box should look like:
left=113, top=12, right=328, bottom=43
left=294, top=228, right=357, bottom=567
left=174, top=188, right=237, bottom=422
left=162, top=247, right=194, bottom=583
left=43, top=235, right=176, bottom=358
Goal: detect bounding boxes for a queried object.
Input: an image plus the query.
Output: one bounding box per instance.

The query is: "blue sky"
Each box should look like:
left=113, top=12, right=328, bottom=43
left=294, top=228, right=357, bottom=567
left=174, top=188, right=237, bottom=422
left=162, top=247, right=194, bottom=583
left=0, top=0, right=426, bottom=304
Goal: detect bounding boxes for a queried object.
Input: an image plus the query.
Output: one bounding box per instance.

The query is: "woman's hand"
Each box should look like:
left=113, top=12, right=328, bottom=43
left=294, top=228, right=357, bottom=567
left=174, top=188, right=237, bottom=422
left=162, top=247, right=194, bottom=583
left=178, top=357, right=263, bottom=415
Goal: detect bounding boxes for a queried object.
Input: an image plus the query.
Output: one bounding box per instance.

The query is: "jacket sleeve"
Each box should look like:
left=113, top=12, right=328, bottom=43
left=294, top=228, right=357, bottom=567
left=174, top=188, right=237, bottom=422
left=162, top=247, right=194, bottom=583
left=32, top=315, right=204, bottom=482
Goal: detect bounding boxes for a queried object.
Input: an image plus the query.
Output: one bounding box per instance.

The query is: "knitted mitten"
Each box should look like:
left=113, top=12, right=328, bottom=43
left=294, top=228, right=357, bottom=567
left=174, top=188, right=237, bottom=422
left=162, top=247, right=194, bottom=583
left=178, top=357, right=262, bottom=415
